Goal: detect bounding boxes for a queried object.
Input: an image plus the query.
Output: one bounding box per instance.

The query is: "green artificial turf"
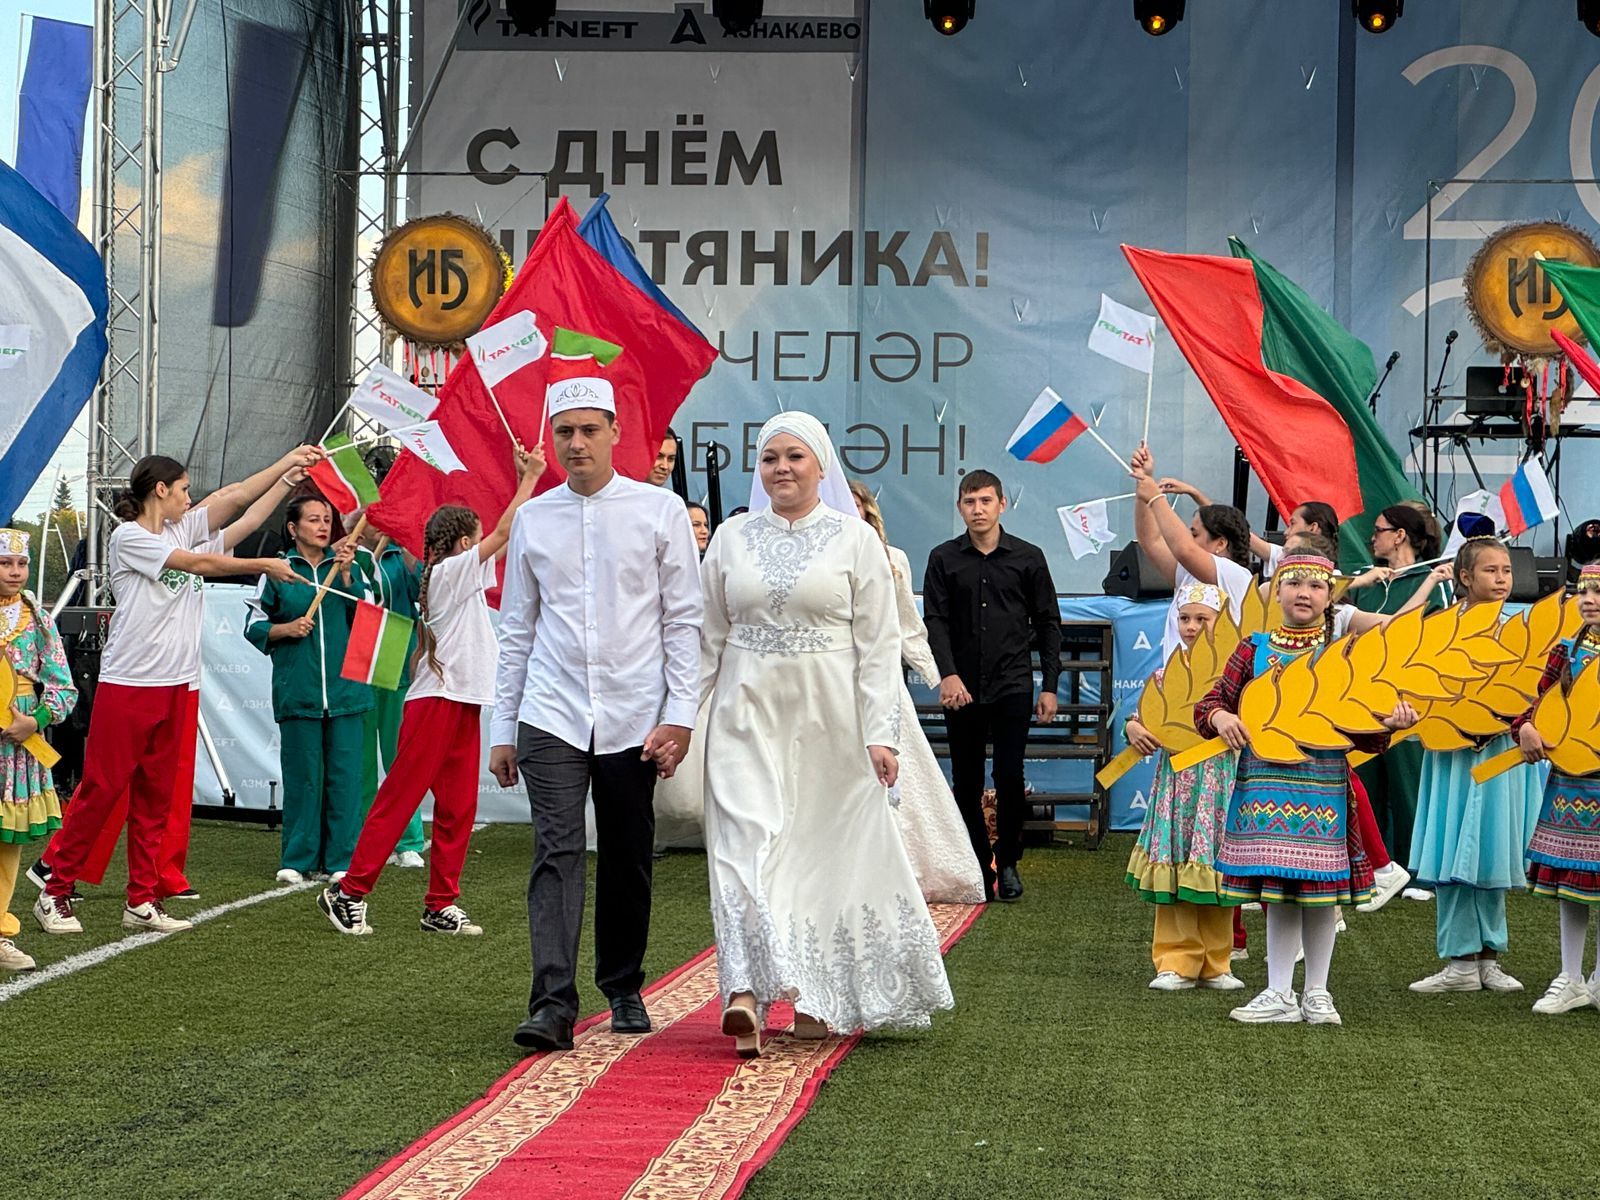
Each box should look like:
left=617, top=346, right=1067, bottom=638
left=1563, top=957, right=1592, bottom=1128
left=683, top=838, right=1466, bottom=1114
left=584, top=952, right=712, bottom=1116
left=9, top=825, right=1600, bottom=1199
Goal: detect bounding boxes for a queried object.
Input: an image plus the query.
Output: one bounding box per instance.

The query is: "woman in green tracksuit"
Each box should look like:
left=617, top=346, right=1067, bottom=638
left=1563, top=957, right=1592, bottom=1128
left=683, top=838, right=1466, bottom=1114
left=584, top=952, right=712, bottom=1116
left=246, top=495, right=374, bottom=884
left=357, top=532, right=426, bottom=865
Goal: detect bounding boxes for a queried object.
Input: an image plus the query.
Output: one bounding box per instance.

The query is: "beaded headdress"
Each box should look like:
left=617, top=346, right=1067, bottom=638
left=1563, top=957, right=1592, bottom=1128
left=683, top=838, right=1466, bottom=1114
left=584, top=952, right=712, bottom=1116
left=0, top=529, right=30, bottom=559
left=1175, top=582, right=1226, bottom=612
left=1275, top=553, right=1336, bottom=584
left=1578, top=562, right=1600, bottom=593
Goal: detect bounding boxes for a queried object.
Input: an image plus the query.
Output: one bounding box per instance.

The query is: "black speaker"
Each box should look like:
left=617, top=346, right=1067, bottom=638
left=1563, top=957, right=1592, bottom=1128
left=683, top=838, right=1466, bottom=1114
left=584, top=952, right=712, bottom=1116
left=1507, top=546, right=1545, bottom=602
left=1535, top=556, right=1566, bottom=597
left=51, top=607, right=114, bottom=794
left=1101, top=543, right=1174, bottom=600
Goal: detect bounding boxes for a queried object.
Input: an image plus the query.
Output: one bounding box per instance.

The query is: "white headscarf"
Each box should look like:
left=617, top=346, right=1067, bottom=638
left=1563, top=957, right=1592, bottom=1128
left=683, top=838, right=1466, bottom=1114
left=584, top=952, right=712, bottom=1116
left=748, top=411, right=858, bottom=519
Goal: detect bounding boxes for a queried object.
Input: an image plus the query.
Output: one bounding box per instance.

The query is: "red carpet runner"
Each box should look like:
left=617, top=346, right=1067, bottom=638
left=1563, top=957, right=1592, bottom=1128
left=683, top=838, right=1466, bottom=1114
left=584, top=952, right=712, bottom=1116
left=344, top=903, right=982, bottom=1200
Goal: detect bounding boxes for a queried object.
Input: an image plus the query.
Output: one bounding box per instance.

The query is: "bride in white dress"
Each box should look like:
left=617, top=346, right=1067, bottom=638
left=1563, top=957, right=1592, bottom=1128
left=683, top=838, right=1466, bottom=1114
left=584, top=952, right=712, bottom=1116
left=700, top=413, right=954, bottom=1057
left=848, top=482, right=987, bottom=904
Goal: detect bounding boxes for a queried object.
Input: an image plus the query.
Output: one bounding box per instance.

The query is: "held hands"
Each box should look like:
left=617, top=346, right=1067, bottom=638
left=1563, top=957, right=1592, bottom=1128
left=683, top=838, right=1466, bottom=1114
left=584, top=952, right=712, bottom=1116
left=642, top=724, right=692, bottom=779
left=489, top=745, right=519, bottom=789
left=938, top=674, right=972, bottom=710
left=1520, top=722, right=1552, bottom=764
left=1035, top=691, right=1058, bottom=725
left=1125, top=717, right=1161, bottom=757
left=1210, top=711, right=1249, bottom=751
left=1, top=711, right=39, bottom=745
left=1381, top=700, right=1420, bottom=732
left=869, top=745, right=899, bottom=790
left=283, top=445, right=325, bottom=473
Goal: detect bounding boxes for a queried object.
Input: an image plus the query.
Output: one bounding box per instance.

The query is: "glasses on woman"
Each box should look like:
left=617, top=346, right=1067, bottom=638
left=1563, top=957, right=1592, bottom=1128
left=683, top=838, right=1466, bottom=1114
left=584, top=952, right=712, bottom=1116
left=1372, top=523, right=1398, bottom=536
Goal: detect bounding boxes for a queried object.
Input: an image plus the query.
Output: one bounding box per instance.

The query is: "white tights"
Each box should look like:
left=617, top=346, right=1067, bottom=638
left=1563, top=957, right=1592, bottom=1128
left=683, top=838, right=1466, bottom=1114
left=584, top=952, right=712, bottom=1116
left=1266, top=905, right=1339, bottom=994
left=1559, top=900, right=1592, bottom=980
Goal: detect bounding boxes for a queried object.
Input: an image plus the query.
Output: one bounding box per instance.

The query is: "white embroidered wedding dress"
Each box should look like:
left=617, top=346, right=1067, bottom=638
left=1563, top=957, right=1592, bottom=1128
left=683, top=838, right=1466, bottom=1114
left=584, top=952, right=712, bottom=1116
left=885, top=545, right=988, bottom=903
left=699, top=506, right=954, bottom=1032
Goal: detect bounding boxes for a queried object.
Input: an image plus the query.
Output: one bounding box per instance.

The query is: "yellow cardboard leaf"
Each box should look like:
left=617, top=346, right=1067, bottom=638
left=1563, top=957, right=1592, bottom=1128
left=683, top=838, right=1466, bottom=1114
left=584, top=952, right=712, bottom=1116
left=1411, top=605, right=1460, bottom=666
left=1251, top=728, right=1309, bottom=764
left=1414, top=717, right=1474, bottom=752
left=1457, top=600, right=1504, bottom=639
left=1477, top=682, right=1539, bottom=717
left=1525, top=591, right=1565, bottom=657
left=1550, top=741, right=1600, bottom=777
left=1345, top=627, right=1388, bottom=686
left=1237, top=670, right=1281, bottom=739
left=1430, top=699, right=1509, bottom=738
left=1532, top=685, right=1572, bottom=745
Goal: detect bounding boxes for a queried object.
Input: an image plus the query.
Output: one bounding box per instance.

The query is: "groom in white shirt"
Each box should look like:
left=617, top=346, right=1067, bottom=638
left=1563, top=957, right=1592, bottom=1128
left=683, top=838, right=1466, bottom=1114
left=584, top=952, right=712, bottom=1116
left=491, top=346, right=703, bottom=1053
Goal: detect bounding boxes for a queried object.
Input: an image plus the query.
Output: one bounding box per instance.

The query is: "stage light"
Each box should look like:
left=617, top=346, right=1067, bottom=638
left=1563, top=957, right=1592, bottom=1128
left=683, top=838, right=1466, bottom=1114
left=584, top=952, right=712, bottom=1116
left=1352, top=0, right=1403, bottom=33
left=504, top=0, right=556, bottom=35
left=1581, top=0, right=1600, bottom=36
left=925, top=0, right=974, bottom=36
left=715, top=0, right=763, bottom=35
left=1133, top=1, right=1184, bottom=36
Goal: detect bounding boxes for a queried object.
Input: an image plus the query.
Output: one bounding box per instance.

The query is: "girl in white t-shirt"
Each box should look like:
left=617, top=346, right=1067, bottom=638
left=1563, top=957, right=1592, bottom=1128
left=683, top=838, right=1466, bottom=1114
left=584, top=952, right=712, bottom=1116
left=34, top=449, right=319, bottom=937
left=319, top=446, right=544, bottom=936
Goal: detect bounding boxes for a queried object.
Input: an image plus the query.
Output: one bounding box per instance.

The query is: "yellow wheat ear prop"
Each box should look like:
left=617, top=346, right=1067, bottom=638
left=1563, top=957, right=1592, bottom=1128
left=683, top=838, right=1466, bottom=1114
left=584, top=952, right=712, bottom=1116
left=0, top=658, right=59, bottom=770
left=1474, top=649, right=1600, bottom=784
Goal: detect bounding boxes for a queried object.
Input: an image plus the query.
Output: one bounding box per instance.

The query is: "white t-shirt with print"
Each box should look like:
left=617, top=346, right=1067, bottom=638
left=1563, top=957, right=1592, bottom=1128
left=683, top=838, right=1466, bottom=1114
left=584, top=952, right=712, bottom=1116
left=406, top=550, right=498, bottom=707
left=1162, top=555, right=1256, bottom=660
left=100, top=508, right=224, bottom=687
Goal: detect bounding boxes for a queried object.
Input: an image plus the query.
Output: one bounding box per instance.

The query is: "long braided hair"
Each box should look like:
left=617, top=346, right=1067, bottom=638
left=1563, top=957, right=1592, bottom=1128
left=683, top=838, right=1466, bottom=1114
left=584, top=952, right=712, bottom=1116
left=413, top=505, right=482, bottom=678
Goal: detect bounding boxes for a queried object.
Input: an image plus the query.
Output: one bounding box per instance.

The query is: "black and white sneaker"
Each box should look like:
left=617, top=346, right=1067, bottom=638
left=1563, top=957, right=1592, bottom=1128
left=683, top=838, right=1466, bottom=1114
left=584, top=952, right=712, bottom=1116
left=317, top=885, right=372, bottom=936
left=420, top=904, right=483, bottom=936
left=168, top=888, right=201, bottom=901
left=25, top=859, right=51, bottom=890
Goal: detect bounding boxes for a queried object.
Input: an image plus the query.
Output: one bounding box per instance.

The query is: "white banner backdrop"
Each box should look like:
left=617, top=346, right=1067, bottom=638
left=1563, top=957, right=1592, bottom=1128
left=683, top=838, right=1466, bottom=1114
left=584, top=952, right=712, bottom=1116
left=193, top=584, right=531, bottom=823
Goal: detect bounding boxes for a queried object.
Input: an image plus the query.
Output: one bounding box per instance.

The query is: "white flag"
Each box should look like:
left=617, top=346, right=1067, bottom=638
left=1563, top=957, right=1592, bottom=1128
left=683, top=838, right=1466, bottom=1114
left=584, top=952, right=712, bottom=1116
left=1057, top=500, right=1116, bottom=560
left=466, top=310, right=548, bottom=387
left=1444, top=489, right=1506, bottom=555
left=1087, top=294, right=1156, bottom=374
left=348, top=365, right=438, bottom=431
left=0, top=324, right=29, bottom=370
left=398, top=421, right=467, bottom=474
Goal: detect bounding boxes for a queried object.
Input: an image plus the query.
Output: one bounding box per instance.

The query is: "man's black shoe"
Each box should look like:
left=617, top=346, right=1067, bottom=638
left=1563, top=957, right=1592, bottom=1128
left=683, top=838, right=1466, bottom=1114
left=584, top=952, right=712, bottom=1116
left=997, top=866, right=1024, bottom=902
left=609, top=993, right=652, bottom=1034
left=513, top=1008, right=575, bottom=1053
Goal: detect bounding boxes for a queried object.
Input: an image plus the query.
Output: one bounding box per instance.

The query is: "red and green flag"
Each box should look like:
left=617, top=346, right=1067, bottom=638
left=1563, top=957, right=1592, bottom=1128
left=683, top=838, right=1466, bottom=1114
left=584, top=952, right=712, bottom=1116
left=341, top=600, right=413, bottom=691
left=1534, top=257, right=1600, bottom=395
left=309, top=433, right=380, bottom=516
left=1228, top=237, right=1423, bottom=568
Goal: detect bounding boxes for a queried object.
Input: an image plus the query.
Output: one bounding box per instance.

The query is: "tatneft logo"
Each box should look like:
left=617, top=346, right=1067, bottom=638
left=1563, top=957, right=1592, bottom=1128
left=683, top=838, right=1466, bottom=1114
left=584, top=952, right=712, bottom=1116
left=456, top=3, right=862, bottom=52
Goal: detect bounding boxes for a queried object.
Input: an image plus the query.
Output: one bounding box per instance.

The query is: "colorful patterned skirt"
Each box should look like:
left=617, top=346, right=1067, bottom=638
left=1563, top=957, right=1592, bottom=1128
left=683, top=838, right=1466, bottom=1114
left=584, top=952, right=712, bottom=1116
left=1125, top=751, right=1236, bottom=904
left=1, top=696, right=62, bottom=844
left=1217, top=747, right=1373, bottom=907
left=1527, top=769, right=1600, bottom=905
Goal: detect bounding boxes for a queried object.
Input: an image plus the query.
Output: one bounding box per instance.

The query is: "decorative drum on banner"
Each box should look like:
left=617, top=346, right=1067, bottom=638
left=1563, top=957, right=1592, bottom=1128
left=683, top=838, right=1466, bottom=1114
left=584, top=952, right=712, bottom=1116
left=369, top=213, right=513, bottom=348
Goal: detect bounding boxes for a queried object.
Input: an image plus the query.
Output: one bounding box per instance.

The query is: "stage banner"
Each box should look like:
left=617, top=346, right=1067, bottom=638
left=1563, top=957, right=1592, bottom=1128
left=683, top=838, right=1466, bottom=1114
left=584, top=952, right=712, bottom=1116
left=410, top=1, right=1600, bottom=587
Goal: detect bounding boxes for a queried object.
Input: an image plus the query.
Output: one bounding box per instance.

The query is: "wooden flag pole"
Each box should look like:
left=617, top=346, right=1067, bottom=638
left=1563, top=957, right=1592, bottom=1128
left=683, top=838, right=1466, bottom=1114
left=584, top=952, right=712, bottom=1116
left=306, top=515, right=367, bottom=621
left=482, top=381, right=523, bottom=452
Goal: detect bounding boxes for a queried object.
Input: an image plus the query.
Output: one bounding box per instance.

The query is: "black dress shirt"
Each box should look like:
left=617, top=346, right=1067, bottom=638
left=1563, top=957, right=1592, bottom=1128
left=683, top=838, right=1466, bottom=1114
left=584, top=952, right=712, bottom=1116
left=922, top=529, right=1061, bottom=703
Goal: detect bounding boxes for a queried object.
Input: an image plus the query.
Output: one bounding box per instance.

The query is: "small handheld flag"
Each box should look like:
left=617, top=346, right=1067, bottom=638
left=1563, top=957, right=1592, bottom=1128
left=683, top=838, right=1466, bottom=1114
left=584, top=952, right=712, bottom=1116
left=1006, top=387, right=1127, bottom=470
left=309, top=434, right=380, bottom=515
left=348, top=365, right=438, bottom=431
left=397, top=420, right=468, bottom=474
left=1087, top=294, right=1156, bottom=374
left=342, top=601, right=414, bottom=691
left=466, top=310, right=548, bottom=388
left=1498, top=458, right=1559, bottom=537
left=1057, top=499, right=1117, bottom=559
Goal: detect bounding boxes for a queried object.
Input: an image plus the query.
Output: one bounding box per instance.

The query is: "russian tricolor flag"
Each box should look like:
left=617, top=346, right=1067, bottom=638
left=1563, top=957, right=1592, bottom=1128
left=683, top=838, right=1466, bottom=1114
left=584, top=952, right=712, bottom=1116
left=1006, top=387, right=1090, bottom=464
left=1498, top=457, right=1559, bottom=537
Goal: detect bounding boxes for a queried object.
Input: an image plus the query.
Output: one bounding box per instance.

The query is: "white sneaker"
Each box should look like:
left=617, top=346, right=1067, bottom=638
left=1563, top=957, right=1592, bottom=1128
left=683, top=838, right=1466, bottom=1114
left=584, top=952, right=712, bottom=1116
left=329, top=871, right=347, bottom=884
left=1230, top=947, right=1249, bottom=962
left=33, top=892, right=81, bottom=934
left=396, top=851, right=425, bottom=869
left=1335, top=915, right=1348, bottom=934
left=1358, top=863, right=1410, bottom=913
left=122, top=902, right=192, bottom=933
left=1198, top=973, right=1246, bottom=991
left=1532, top=973, right=1592, bottom=1015
left=1591, top=971, right=1600, bottom=1013
left=385, top=852, right=401, bottom=866
left=1149, top=971, right=1196, bottom=991
left=420, top=904, right=483, bottom=936
left=1229, top=988, right=1303, bottom=1024
left=1401, top=887, right=1434, bottom=902
left=0, top=937, right=36, bottom=971
left=275, top=868, right=304, bottom=885
left=1409, top=964, right=1482, bottom=993
left=1479, top=960, right=1523, bottom=993
left=1301, top=987, right=1343, bottom=1025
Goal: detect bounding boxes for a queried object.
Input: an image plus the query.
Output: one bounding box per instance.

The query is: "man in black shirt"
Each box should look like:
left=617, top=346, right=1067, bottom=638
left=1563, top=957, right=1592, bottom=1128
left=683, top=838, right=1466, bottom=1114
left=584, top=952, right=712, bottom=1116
left=923, top=469, right=1060, bottom=902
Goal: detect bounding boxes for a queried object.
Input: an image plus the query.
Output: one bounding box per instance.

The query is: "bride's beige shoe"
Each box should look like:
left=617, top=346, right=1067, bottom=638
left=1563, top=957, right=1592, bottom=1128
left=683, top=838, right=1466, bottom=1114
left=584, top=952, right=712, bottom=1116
left=792, top=1012, right=829, bottom=1040
left=720, top=993, right=761, bottom=1057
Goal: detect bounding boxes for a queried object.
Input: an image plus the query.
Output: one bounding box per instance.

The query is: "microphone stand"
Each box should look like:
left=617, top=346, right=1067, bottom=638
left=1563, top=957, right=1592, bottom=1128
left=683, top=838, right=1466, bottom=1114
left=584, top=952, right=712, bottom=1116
left=1426, top=334, right=1457, bottom=511
left=1368, top=353, right=1398, bottom=416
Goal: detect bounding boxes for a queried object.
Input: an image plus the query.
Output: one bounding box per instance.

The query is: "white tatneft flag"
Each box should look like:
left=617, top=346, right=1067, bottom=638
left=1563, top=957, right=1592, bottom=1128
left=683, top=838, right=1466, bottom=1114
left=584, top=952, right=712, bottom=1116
left=399, top=421, right=468, bottom=474
left=466, top=310, right=548, bottom=387
left=1057, top=500, right=1116, bottom=559
left=349, top=364, right=438, bottom=430
left=1087, top=293, right=1156, bottom=374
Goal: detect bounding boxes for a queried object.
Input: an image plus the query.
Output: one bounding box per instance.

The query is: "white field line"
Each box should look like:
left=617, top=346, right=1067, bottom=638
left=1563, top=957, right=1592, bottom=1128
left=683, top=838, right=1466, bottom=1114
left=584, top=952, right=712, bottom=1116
left=0, top=825, right=485, bottom=1004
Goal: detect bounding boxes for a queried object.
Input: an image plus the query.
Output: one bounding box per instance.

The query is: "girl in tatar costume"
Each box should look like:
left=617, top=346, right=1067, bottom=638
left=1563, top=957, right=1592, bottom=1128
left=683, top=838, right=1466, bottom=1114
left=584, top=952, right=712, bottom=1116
left=35, top=450, right=319, bottom=936
left=1123, top=581, right=1241, bottom=991
left=320, top=446, right=544, bottom=936
left=0, top=530, right=77, bottom=970
left=1196, top=552, right=1420, bottom=1026
left=1515, top=561, right=1600, bottom=1015
left=245, top=493, right=373, bottom=885
left=1408, top=533, right=1543, bottom=996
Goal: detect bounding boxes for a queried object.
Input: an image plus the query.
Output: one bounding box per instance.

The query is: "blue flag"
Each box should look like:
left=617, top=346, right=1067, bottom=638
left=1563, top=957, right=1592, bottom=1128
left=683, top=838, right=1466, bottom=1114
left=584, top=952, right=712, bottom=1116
left=577, top=193, right=701, bottom=335
left=15, top=17, right=93, bottom=224
left=0, top=161, right=109, bottom=522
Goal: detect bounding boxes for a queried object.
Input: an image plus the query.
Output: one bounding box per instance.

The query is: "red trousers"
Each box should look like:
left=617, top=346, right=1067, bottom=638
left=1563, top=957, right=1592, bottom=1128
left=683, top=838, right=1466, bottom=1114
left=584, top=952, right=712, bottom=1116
left=47, top=683, right=192, bottom=906
left=51, top=686, right=199, bottom=895
left=341, top=697, right=481, bottom=910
